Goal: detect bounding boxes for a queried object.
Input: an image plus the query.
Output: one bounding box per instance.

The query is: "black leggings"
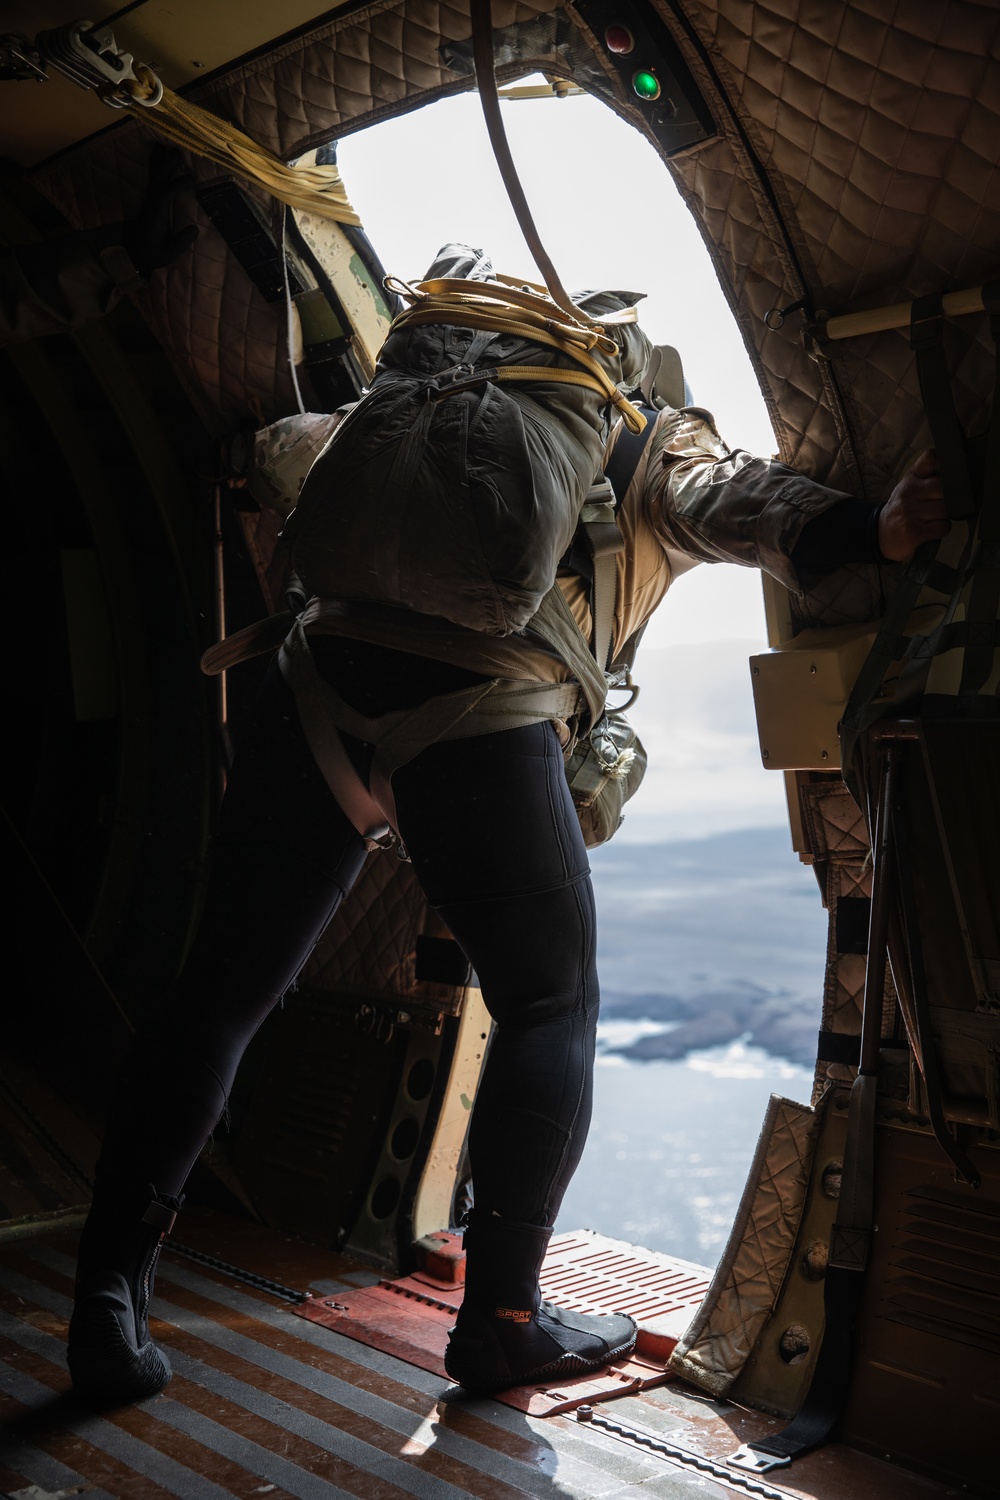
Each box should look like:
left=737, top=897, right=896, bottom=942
left=98, top=647, right=599, bottom=1228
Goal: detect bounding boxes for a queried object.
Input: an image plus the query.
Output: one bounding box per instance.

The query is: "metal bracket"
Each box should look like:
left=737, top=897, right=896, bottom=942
left=35, top=21, right=136, bottom=90
left=0, top=34, right=48, bottom=83
left=728, top=1444, right=792, bottom=1475
left=33, top=20, right=163, bottom=107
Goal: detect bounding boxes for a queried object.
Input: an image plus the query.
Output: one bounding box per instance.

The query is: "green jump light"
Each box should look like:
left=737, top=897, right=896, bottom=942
left=631, top=68, right=661, bottom=102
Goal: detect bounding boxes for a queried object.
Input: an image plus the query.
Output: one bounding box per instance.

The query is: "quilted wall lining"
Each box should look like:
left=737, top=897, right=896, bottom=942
left=660, top=0, right=999, bottom=498
left=304, top=850, right=420, bottom=996
left=668, top=1093, right=820, bottom=1395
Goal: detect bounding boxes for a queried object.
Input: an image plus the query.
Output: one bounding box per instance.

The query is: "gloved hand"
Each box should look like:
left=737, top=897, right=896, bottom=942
left=122, top=144, right=198, bottom=276
left=877, top=448, right=950, bottom=563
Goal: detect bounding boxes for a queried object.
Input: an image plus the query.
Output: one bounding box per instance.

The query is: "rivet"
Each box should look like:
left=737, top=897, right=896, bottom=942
left=577, top=1405, right=594, bottom=1422
left=810, top=664, right=817, bottom=674
left=762, top=749, right=769, bottom=759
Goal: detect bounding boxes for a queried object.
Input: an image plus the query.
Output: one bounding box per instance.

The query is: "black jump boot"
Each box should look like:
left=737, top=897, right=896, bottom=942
left=68, top=1184, right=182, bottom=1406
left=444, top=1213, right=636, bottom=1394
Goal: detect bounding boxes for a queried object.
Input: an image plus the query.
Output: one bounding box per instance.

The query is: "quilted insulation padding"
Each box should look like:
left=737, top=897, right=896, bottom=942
left=668, top=1093, right=820, bottom=1395
left=301, top=848, right=421, bottom=996
left=656, top=0, right=1000, bottom=501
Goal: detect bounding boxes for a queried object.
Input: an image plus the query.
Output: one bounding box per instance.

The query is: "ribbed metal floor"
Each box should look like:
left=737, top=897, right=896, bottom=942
left=0, top=1211, right=956, bottom=1500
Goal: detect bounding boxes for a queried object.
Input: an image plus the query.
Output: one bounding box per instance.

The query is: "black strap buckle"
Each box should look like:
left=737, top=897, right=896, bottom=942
left=426, top=364, right=497, bottom=401
left=142, top=1200, right=178, bottom=1238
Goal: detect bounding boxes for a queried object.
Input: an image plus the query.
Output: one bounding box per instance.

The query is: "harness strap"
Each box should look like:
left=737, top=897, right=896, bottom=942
left=605, top=399, right=659, bottom=501
left=529, top=584, right=610, bottom=730
left=200, top=611, right=293, bottom=676
left=579, top=480, right=624, bottom=672
left=909, top=294, right=975, bottom=520
left=366, top=673, right=582, bottom=829
left=280, top=625, right=395, bottom=851
left=278, top=619, right=583, bottom=839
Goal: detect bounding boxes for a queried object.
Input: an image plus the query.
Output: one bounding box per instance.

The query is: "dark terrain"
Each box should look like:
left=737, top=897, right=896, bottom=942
left=590, top=827, right=829, bottom=1067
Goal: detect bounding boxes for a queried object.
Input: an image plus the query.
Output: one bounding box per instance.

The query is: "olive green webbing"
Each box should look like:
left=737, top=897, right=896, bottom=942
left=271, top=489, right=625, bottom=842
left=279, top=616, right=584, bottom=835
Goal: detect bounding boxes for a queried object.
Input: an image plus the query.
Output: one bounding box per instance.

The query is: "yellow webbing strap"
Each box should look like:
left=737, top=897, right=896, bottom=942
left=116, top=63, right=361, bottom=226
left=387, top=277, right=647, bottom=433
left=401, top=276, right=640, bottom=343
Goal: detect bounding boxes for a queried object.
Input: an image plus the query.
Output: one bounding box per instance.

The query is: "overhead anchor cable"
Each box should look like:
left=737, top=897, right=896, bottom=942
left=32, top=21, right=360, bottom=225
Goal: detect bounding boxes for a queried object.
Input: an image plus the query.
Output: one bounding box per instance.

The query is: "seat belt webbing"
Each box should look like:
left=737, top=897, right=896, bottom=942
left=959, top=278, right=1000, bottom=692
left=909, top=293, right=975, bottom=521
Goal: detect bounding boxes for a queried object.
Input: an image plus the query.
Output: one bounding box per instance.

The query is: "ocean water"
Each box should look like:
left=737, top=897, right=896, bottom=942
left=558, top=1035, right=814, bottom=1266
left=556, top=828, right=826, bottom=1267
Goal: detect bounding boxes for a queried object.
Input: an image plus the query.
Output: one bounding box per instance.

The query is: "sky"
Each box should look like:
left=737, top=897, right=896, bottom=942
left=337, top=84, right=791, bottom=839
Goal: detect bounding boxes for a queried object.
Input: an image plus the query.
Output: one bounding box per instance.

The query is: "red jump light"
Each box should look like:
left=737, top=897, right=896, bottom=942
left=604, top=23, right=635, bottom=55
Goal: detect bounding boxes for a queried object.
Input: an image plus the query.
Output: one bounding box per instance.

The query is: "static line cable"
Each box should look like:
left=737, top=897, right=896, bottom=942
left=469, top=0, right=590, bottom=328
left=100, top=1, right=153, bottom=26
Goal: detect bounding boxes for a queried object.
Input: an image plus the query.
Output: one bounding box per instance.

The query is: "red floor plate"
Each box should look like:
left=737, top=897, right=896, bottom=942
left=294, top=1230, right=711, bottom=1416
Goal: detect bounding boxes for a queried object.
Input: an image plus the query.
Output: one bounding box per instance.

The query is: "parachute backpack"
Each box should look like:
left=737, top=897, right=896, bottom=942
left=281, top=268, right=648, bottom=636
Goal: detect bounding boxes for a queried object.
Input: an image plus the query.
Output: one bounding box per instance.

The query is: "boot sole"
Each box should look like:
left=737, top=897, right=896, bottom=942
left=445, top=1328, right=637, bottom=1396
left=68, top=1303, right=172, bottom=1406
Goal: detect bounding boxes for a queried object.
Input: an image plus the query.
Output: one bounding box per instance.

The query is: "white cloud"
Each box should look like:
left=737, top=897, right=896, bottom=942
left=621, top=640, right=788, bottom=841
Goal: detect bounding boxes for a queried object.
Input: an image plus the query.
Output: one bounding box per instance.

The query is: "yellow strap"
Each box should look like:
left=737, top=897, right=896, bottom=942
left=387, top=275, right=616, bottom=348
left=386, top=279, right=646, bottom=434
left=496, top=366, right=647, bottom=435
left=115, top=64, right=361, bottom=226
left=388, top=296, right=613, bottom=357
left=411, top=277, right=638, bottom=333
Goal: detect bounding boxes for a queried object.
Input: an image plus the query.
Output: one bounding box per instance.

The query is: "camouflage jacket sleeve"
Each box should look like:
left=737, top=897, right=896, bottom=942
left=0, top=228, right=144, bottom=345
left=641, top=406, right=856, bottom=593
